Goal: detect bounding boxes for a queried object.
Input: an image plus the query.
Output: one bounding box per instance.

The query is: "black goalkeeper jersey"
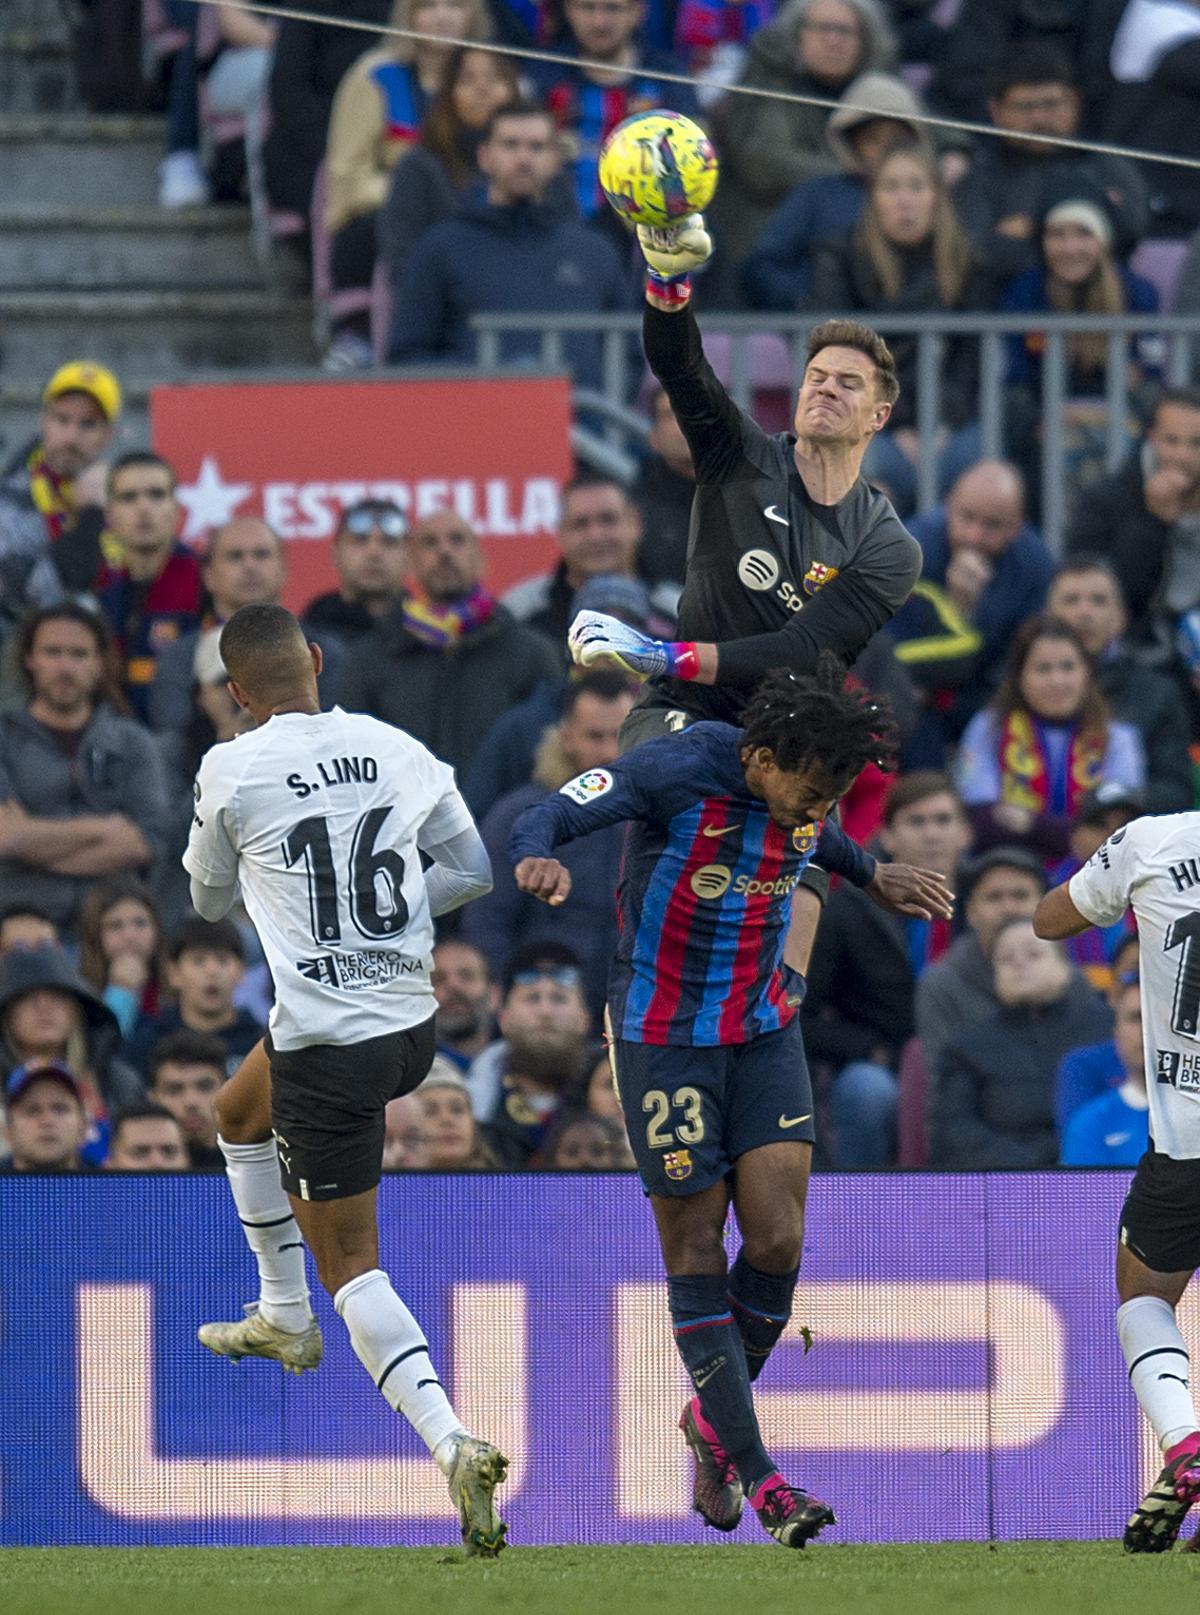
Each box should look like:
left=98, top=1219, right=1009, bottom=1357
left=633, top=304, right=923, bottom=726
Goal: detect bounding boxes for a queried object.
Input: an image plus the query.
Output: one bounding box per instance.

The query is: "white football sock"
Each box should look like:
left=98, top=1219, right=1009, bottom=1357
left=218, top=1135, right=312, bottom=1333
left=1118, top=1295, right=1200, bottom=1452
left=334, top=1267, right=465, bottom=1461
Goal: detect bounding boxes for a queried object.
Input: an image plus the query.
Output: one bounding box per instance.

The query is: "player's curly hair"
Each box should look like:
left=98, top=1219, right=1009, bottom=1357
left=739, top=655, right=899, bottom=787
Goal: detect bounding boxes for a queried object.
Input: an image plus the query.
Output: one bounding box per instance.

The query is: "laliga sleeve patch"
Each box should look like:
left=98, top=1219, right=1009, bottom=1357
left=560, top=768, right=614, bottom=804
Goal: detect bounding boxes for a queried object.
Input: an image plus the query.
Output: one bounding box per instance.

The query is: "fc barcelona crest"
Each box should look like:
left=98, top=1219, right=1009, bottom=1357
left=792, top=822, right=816, bottom=856
left=803, top=561, right=839, bottom=596
left=664, top=1149, right=693, bottom=1181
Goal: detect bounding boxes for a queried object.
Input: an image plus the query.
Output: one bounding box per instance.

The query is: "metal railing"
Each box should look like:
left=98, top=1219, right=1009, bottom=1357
left=472, top=311, right=1200, bottom=553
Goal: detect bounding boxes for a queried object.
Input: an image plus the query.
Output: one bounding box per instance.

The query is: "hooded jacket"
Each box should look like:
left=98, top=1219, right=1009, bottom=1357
left=0, top=946, right=142, bottom=1110
left=387, top=195, right=631, bottom=388
left=708, top=0, right=897, bottom=275
left=302, top=590, right=389, bottom=644
left=743, top=70, right=926, bottom=309
left=801, top=880, right=916, bottom=1067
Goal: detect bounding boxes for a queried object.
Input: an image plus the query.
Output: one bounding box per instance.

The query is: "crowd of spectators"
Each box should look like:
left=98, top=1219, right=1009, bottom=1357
left=92, top=3, right=1200, bottom=437
left=2, top=333, right=1200, bottom=1176
left=7, top=0, right=1200, bottom=1173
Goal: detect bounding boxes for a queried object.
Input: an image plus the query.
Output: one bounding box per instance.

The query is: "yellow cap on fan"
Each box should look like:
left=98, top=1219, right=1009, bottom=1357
left=43, top=360, right=122, bottom=422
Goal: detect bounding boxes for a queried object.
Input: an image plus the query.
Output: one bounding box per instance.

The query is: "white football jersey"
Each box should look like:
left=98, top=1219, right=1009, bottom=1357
left=1070, top=813, right=1200, bottom=1160
left=183, top=707, right=473, bottom=1051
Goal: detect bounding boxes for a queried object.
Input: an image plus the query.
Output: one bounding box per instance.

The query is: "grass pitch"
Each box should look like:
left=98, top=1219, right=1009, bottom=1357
left=0, top=1543, right=1197, bottom=1615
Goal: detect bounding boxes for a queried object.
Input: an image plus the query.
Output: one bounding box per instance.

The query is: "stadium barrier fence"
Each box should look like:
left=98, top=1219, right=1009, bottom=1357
left=471, top=310, right=1200, bottom=554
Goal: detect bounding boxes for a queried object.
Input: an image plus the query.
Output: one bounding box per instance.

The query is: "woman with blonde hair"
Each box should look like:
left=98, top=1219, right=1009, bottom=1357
left=324, top=0, right=493, bottom=366
left=809, top=137, right=992, bottom=511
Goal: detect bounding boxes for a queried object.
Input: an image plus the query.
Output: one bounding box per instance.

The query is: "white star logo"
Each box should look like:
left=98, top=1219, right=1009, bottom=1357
left=176, top=455, right=253, bottom=541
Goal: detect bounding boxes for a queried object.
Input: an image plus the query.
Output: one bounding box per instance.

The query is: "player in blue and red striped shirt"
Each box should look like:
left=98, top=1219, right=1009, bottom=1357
left=512, top=658, right=952, bottom=1549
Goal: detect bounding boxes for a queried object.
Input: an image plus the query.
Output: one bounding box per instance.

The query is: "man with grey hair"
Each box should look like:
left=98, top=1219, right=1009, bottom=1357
left=706, top=0, right=899, bottom=296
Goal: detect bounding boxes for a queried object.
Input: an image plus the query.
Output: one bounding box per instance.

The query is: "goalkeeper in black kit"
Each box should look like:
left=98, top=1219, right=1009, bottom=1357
left=568, top=207, right=924, bottom=971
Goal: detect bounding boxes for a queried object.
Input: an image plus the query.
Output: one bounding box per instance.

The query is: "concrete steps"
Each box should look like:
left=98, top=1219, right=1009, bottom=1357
left=0, top=291, right=316, bottom=381
left=0, top=207, right=266, bottom=291
left=0, top=116, right=165, bottom=206
left=0, top=37, right=319, bottom=425
left=0, top=6, right=77, bottom=115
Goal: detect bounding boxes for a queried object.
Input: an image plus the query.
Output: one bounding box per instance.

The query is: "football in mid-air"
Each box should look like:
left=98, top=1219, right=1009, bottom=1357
left=598, top=110, right=719, bottom=228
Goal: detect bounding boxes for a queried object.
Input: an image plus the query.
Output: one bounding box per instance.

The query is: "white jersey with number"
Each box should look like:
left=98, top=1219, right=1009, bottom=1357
left=183, top=707, right=473, bottom=1051
left=1070, top=812, right=1200, bottom=1160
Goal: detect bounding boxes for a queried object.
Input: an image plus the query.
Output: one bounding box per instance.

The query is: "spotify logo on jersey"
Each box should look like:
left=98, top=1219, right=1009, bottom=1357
left=737, top=549, right=780, bottom=591
left=691, top=864, right=732, bottom=899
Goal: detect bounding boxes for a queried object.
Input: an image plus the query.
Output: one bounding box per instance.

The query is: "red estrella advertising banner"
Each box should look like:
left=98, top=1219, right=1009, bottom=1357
left=151, top=375, right=574, bottom=611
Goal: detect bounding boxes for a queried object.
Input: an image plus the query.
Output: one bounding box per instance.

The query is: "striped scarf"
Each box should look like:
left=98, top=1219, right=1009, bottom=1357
left=998, top=709, right=1105, bottom=817
left=26, top=448, right=74, bottom=543
left=400, top=584, right=497, bottom=648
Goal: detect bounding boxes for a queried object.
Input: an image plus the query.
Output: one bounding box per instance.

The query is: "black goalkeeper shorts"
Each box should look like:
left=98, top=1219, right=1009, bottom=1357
left=266, top=1016, right=436, bottom=1202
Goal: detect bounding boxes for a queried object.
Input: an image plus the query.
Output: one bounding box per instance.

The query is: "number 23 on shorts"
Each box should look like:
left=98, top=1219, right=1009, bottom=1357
left=643, top=1086, right=706, bottom=1149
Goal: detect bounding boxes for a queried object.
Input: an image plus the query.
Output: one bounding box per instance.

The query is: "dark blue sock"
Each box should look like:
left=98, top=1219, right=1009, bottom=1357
left=667, top=1272, right=774, bottom=1493
left=728, top=1251, right=798, bottom=1382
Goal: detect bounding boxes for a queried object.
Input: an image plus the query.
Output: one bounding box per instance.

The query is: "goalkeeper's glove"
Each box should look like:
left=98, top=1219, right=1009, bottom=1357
left=637, top=213, right=712, bottom=309
left=568, top=609, right=700, bottom=681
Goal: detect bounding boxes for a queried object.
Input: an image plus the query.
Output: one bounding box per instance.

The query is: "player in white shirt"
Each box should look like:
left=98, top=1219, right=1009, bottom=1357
left=1036, top=814, right=1200, bottom=1552
left=183, top=603, right=509, bottom=1557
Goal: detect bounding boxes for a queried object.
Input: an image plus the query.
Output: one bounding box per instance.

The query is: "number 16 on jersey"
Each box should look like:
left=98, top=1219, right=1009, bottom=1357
left=283, top=808, right=409, bottom=945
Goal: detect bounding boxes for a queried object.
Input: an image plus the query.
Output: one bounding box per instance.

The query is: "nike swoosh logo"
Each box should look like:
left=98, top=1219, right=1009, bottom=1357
left=702, top=823, right=738, bottom=838
left=1104, top=1133, right=1131, bottom=1147
left=779, top=1113, right=811, bottom=1129
left=763, top=504, right=788, bottom=526
left=693, top=1355, right=727, bottom=1389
